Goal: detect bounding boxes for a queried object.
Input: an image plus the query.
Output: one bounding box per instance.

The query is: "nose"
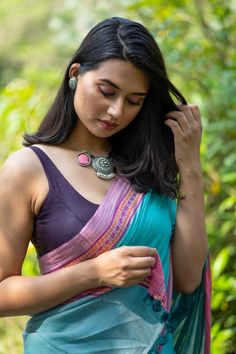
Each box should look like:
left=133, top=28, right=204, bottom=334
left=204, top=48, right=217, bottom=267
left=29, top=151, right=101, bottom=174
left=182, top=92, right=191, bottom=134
left=107, top=98, right=124, bottom=120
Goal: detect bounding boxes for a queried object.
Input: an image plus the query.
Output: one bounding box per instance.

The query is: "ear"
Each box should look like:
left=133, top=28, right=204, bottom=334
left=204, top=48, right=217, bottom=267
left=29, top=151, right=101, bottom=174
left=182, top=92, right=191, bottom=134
left=69, top=63, right=81, bottom=78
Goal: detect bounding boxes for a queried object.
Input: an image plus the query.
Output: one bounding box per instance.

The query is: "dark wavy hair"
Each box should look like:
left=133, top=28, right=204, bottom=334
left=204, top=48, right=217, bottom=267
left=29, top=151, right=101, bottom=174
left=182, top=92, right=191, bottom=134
left=24, top=17, right=187, bottom=197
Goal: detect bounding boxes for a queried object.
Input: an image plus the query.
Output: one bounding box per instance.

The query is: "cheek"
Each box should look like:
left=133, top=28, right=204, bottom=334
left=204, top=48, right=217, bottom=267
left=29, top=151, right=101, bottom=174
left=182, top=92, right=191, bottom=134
left=74, top=87, right=103, bottom=118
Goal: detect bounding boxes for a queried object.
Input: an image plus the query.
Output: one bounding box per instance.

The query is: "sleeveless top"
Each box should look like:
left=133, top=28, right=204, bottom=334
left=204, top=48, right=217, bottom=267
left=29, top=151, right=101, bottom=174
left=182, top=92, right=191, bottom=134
left=29, top=146, right=99, bottom=257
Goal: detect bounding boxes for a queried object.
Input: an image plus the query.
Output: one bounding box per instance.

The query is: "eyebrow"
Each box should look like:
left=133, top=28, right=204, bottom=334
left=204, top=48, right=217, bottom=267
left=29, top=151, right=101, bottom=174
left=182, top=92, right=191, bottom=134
left=99, top=79, right=147, bottom=96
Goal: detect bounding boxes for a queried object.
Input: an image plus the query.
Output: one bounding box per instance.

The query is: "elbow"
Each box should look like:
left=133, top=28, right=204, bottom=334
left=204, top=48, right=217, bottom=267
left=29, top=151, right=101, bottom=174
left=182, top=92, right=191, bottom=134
left=178, top=282, right=200, bottom=295
left=174, top=276, right=202, bottom=295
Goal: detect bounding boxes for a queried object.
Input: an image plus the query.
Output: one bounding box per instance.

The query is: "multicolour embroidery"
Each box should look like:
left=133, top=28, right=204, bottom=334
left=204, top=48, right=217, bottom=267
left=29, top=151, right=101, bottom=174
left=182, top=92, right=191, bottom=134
left=65, top=188, right=143, bottom=265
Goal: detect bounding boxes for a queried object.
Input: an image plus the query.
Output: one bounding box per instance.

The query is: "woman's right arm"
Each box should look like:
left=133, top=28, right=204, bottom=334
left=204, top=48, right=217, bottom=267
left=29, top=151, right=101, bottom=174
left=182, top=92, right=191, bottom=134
left=0, top=149, right=102, bottom=316
left=0, top=149, right=156, bottom=317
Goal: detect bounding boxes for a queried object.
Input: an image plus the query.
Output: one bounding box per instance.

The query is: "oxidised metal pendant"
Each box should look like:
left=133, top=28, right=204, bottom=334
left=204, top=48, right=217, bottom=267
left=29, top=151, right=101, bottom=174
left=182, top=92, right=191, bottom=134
left=92, top=156, right=115, bottom=180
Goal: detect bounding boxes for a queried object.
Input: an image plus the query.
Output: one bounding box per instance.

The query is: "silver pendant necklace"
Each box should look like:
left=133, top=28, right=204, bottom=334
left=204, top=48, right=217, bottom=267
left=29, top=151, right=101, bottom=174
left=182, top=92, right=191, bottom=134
left=76, top=150, right=115, bottom=180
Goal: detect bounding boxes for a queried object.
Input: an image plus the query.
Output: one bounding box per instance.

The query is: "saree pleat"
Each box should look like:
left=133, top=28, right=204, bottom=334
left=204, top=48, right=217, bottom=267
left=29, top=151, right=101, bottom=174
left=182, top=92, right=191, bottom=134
left=24, top=177, right=211, bottom=354
left=24, top=287, right=166, bottom=354
left=170, top=258, right=211, bottom=354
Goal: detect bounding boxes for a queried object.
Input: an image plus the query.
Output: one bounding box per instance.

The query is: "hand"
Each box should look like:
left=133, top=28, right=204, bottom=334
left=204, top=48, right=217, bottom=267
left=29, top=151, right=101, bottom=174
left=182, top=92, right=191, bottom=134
left=93, top=246, right=156, bottom=288
left=164, top=104, right=203, bottom=173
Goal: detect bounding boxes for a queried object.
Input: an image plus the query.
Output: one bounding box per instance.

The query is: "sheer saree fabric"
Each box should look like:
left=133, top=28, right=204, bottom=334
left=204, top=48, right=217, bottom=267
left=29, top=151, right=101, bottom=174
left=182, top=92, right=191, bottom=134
left=23, top=176, right=211, bottom=354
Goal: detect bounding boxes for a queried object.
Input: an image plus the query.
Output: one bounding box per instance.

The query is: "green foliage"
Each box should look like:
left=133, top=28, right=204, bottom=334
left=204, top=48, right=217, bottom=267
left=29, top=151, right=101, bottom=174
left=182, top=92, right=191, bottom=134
left=22, top=244, right=39, bottom=277
left=0, top=79, right=43, bottom=160
left=0, top=316, right=28, bottom=354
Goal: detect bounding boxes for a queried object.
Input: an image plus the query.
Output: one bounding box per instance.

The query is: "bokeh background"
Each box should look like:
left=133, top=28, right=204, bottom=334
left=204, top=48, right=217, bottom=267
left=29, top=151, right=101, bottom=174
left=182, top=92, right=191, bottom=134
left=0, top=0, right=235, bottom=353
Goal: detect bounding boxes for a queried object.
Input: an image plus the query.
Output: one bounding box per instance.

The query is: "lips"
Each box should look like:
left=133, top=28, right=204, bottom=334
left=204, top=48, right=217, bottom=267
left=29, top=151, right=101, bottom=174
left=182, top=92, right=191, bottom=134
left=100, top=119, right=118, bottom=127
left=99, top=119, right=118, bottom=130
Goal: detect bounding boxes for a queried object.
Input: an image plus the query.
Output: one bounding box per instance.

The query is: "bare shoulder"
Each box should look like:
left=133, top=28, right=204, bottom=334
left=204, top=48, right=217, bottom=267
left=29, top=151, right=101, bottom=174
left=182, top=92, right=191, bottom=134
left=0, top=146, right=47, bottom=212
left=1, top=146, right=40, bottom=171
left=0, top=147, right=42, bottom=185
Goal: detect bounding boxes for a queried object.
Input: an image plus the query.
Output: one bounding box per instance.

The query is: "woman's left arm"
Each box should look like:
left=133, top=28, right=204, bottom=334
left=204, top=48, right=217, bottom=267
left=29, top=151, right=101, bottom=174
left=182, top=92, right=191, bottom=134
left=164, top=104, right=208, bottom=294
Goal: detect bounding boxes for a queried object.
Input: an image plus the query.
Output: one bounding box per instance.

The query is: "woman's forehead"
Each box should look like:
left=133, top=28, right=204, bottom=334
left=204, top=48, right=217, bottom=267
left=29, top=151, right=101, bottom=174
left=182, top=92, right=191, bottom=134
left=92, top=59, right=150, bottom=92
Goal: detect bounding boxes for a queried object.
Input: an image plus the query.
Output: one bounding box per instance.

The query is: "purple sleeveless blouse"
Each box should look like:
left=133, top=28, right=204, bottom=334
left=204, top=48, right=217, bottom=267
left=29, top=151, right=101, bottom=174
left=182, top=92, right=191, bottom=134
left=29, top=146, right=99, bottom=256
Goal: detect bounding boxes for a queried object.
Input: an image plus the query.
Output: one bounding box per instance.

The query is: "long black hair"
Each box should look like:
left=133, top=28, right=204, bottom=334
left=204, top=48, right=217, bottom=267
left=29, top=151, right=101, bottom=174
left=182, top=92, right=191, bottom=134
left=24, top=17, right=187, bottom=197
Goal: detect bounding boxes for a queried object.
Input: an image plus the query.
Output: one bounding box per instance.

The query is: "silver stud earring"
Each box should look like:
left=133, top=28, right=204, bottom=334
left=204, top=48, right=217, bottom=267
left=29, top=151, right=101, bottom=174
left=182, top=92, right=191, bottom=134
left=69, top=76, right=77, bottom=90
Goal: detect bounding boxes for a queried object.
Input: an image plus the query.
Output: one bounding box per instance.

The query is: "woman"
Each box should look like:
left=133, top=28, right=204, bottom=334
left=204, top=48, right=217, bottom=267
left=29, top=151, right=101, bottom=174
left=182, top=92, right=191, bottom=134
left=0, top=17, right=210, bottom=353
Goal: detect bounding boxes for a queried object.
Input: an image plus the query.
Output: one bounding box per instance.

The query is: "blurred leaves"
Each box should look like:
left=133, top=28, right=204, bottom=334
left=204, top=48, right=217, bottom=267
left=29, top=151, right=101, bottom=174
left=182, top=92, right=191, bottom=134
left=0, top=316, right=28, bottom=354
left=0, top=79, right=47, bottom=162
left=22, top=244, right=39, bottom=277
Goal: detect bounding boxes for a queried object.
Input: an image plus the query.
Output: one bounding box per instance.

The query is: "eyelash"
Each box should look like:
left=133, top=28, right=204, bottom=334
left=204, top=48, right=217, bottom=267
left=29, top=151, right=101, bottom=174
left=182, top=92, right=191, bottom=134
left=99, top=89, right=142, bottom=106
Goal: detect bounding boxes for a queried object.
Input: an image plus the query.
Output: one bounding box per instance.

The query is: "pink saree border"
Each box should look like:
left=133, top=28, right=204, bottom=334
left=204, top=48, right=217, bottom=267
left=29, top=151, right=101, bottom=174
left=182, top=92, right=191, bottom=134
left=39, top=177, right=143, bottom=274
left=147, top=252, right=169, bottom=310
left=39, top=176, right=170, bottom=311
left=64, top=251, right=169, bottom=310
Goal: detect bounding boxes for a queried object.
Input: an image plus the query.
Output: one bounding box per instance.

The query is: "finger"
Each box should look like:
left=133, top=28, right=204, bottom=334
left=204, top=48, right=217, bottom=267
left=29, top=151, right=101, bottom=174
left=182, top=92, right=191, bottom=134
left=115, top=269, right=153, bottom=288
left=181, top=104, right=203, bottom=134
left=178, top=104, right=199, bottom=126
left=121, top=246, right=157, bottom=257
left=129, top=268, right=153, bottom=280
left=134, top=268, right=152, bottom=276
left=129, top=256, right=156, bottom=269
left=164, top=118, right=183, bottom=139
left=188, top=104, right=202, bottom=126
left=165, top=111, right=190, bottom=134
left=174, top=104, right=203, bottom=138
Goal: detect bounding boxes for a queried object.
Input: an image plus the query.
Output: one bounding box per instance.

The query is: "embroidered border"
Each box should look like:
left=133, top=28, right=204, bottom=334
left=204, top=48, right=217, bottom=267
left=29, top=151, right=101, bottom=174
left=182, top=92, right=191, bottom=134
left=64, top=190, right=143, bottom=266
left=62, top=190, right=143, bottom=302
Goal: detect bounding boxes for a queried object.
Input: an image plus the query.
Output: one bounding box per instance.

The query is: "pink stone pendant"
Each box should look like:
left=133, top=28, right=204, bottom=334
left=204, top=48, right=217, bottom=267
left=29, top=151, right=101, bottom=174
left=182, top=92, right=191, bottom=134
left=76, top=152, right=92, bottom=167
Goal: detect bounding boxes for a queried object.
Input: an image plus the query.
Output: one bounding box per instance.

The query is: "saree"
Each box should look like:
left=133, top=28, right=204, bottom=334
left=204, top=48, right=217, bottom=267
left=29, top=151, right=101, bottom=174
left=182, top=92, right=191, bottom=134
left=23, top=176, right=211, bottom=354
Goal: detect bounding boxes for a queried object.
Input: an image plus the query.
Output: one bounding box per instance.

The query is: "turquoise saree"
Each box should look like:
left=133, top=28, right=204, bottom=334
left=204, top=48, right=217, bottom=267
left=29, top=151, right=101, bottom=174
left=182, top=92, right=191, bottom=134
left=23, top=176, right=211, bottom=353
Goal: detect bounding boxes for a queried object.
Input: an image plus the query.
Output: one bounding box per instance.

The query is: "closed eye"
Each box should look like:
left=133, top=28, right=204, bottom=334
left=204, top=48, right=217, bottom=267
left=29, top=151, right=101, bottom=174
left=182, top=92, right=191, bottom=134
left=99, top=89, right=114, bottom=97
left=127, top=100, right=142, bottom=106
left=99, top=88, right=142, bottom=106
left=98, top=86, right=115, bottom=97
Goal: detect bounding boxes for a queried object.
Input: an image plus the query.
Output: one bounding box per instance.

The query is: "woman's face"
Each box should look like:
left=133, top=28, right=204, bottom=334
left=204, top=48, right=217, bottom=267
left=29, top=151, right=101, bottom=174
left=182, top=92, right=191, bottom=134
left=69, top=59, right=150, bottom=139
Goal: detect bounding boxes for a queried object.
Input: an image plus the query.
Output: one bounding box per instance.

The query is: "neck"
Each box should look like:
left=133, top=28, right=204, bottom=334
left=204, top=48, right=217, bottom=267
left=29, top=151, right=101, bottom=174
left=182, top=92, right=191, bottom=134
left=63, top=130, right=111, bottom=155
